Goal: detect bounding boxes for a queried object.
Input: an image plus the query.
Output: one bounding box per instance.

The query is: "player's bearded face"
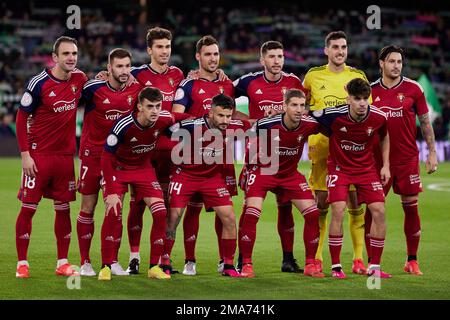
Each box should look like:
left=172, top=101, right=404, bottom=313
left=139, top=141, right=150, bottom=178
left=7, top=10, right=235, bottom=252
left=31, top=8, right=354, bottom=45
left=209, top=107, right=232, bottom=130
left=109, top=57, right=131, bottom=84
left=284, top=97, right=306, bottom=122
left=148, top=39, right=171, bottom=65
left=348, top=95, right=369, bottom=118
left=197, top=44, right=220, bottom=73
left=261, top=49, right=284, bottom=75
left=325, top=39, right=347, bottom=67
left=53, top=42, right=78, bottom=72
left=381, top=52, right=403, bottom=80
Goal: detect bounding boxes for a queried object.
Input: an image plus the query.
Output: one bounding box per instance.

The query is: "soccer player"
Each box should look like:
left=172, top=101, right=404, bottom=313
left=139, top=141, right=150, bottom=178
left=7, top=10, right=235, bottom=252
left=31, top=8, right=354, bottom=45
left=98, top=87, right=174, bottom=281
left=303, top=31, right=370, bottom=274
left=15, top=36, right=87, bottom=278
left=125, top=27, right=184, bottom=275
left=310, top=78, right=391, bottom=278
left=171, top=35, right=235, bottom=275
left=238, top=89, right=324, bottom=278
left=365, top=45, right=438, bottom=275
left=162, top=94, right=244, bottom=278
left=234, top=40, right=306, bottom=273
left=76, top=48, right=142, bottom=276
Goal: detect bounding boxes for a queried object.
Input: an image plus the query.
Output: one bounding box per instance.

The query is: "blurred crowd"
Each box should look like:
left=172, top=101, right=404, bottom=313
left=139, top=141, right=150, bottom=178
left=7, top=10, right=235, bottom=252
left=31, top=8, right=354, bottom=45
left=1, top=0, right=449, bottom=139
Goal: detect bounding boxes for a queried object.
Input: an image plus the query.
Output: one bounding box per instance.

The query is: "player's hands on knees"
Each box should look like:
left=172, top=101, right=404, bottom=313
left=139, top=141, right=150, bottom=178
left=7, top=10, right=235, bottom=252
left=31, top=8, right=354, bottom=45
left=21, top=152, right=38, bottom=178
left=426, top=151, right=438, bottom=174
left=95, top=70, right=108, bottom=81
left=105, top=194, right=122, bottom=216
left=380, top=166, right=391, bottom=186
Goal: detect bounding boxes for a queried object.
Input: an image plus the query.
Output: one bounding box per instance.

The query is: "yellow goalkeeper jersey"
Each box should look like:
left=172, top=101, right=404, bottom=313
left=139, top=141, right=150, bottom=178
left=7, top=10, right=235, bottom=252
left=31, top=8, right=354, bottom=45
left=302, top=64, right=370, bottom=111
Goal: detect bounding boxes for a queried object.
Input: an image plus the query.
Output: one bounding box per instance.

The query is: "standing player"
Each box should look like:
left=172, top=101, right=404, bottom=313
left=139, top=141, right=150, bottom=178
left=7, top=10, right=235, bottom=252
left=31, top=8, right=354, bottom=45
left=365, top=45, right=438, bottom=275
left=76, top=48, right=142, bottom=276
left=234, top=40, right=306, bottom=273
left=238, top=89, right=324, bottom=278
left=311, top=78, right=391, bottom=278
left=15, top=36, right=87, bottom=278
left=303, top=31, right=370, bottom=274
left=162, top=94, right=244, bottom=278
left=125, top=27, right=184, bottom=275
left=98, top=87, right=174, bottom=281
left=171, top=35, right=235, bottom=275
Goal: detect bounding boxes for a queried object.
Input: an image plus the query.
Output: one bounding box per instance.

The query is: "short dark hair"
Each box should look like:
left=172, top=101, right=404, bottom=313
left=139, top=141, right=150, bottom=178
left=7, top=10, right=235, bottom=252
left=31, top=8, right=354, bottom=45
left=378, top=44, right=405, bottom=62
left=196, top=35, right=219, bottom=53
left=284, top=89, right=306, bottom=104
left=108, top=48, right=132, bottom=65
left=138, top=87, right=163, bottom=104
left=53, top=36, right=78, bottom=55
left=211, top=94, right=234, bottom=110
left=346, top=78, right=371, bottom=98
left=146, top=27, right=172, bottom=48
left=260, top=41, right=283, bottom=56
left=325, top=31, right=347, bottom=47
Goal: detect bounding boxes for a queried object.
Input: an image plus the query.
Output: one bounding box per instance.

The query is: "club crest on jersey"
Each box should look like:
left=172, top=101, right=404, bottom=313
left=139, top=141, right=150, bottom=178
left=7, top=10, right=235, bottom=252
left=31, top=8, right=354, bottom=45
left=154, top=130, right=159, bottom=138
left=281, top=87, right=287, bottom=95
left=367, top=127, right=374, bottom=136
left=397, top=93, right=405, bottom=103
left=219, top=86, right=224, bottom=94
left=71, top=85, right=77, bottom=94
left=169, top=78, right=174, bottom=87
left=297, top=134, right=304, bottom=142
left=127, top=95, right=133, bottom=106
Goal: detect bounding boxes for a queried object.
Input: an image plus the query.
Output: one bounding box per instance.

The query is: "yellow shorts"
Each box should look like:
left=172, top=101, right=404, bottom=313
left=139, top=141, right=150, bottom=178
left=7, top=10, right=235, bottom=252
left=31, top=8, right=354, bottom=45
left=308, top=133, right=355, bottom=193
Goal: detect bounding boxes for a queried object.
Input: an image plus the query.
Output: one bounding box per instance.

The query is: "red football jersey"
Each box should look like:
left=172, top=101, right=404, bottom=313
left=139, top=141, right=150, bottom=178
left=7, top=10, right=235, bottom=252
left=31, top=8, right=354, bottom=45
left=251, top=114, right=319, bottom=176
left=19, top=68, right=87, bottom=155
left=371, top=76, right=428, bottom=166
left=103, top=110, right=175, bottom=170
left=80, top=80, right=143, bottom=157
left=167, top=116, right=249, bottom=177
left=234, top=71, right=305, bottom=119
left=310, top=105, right=388, bottom=174
left=173, top=76, right=235, bottom=117
left=131, top=64, right=184, bottom=111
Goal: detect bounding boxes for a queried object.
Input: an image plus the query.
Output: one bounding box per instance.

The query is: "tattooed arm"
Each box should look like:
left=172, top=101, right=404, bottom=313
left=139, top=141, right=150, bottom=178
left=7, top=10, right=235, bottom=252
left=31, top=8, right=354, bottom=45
left=418, top=113, right=438, bottom=174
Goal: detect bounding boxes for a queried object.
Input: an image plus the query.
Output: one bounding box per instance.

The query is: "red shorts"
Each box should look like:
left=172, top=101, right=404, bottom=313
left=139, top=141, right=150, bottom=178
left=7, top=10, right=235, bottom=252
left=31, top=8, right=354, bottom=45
left=169, top=171, right=232, bottom=209
left=327, top=168, right=385, bottom=205
left=103, top=166, right=163, bottom=202
left=384, top=162, right=423, bottom=196
left=77, top=154, right=102, bottom=195
left=223, top=164, right=238, bottom=197
left=18, top=154, right=76, bottom=203
left=245, top=167, right=314, bottom=201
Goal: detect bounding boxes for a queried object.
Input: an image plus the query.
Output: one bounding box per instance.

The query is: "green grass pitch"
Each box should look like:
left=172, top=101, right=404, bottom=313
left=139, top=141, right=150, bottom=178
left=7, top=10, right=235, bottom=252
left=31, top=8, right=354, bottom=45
left=1, top=158, right=450, bottom=300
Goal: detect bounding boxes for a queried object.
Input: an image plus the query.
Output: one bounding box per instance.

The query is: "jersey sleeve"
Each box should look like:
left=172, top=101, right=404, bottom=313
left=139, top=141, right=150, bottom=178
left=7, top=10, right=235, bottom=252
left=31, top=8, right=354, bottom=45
left=233, top=74, right=253, bottom=98
left=173, top=80, right=193, bottom=111
left=309, top=107, right=344, bottom=129
left=104, top=120, right=128, bottom=154
left=19, top=77, right=44, bottom=113
left=302, top=70, right=312, bottom=91
left=413, top=83, right=429, bottom=116
left=81, top=80, right=102, bottom=112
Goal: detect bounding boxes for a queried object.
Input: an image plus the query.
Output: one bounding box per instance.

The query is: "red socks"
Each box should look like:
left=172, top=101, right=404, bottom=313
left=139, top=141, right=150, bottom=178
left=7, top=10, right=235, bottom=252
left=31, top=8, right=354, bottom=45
left=76, top=210, right=94, bottom=265
left=101, top=204, right=122, bottom=265
left=238, top=206, right=261, bottom=264
left=54, top=203, right=71, bottom=260
left=149, top=201, right=167, bottom=265
left=402, top=200, right=421, bottom=257
left=277, top=203, right=295, bottom=253
left=370, top=237, right=385, bottom=265
left=328, top=234, right=343, bottom=266
left=183, top=202, right=202, bottom=261
left=301, top=205, right=320, bottom=263
left=127, top=197, right=146, bottom=253
left=16, top=203, right=37, bottom=261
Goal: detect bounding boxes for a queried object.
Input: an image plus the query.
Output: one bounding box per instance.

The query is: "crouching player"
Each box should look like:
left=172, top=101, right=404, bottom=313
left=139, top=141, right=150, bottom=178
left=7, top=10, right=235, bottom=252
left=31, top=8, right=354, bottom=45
left=98, top=87, right=174, bottom=280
